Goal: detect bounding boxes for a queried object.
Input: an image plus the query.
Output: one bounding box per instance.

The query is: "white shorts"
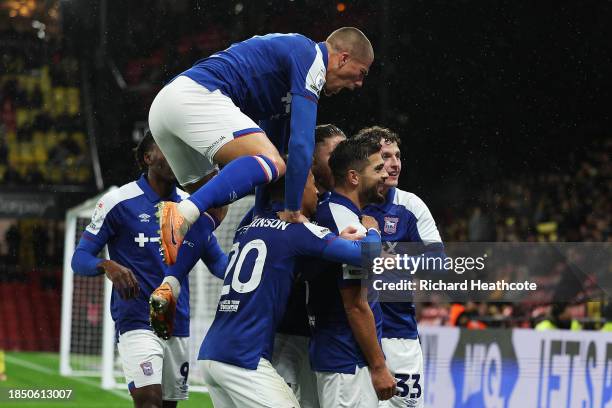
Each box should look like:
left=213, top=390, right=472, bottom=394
left=315, top=366, right=378, bottom=408
left=117, top=329, right=190, bottom=401
left=148, top=75, right=262, bottom=186
left=378, top=338, right=424, bottom=408
left=201, top=358, right=300, bottom=408
left=272, top=334, right=320, bottom=408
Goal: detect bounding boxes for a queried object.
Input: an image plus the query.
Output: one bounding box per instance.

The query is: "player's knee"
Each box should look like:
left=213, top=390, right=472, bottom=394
left=255, top=153, right=285, bottom=181
left=267, top=153, right=286, bottom=178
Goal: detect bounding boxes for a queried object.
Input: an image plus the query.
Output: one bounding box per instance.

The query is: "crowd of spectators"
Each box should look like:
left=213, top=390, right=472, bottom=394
left=442, top=138, right=610, bottom=243
left=421, top=137, right=611, bottom=330
left=0, top=35, right=92, bottom=186
left=0, top=219, right=63, bottom=289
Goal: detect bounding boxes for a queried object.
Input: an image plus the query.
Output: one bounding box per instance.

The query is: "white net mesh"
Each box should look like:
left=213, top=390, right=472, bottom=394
left=68, top=216, right=106, bottom=375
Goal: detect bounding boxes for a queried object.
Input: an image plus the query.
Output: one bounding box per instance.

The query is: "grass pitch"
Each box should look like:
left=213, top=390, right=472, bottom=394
left=2, top=352, right=214, bottom=408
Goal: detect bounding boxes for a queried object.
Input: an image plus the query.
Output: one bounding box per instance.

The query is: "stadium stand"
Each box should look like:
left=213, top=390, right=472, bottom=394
left=443, top=137, right=611, bottom=243
left=0, top=39, right=92, bottom=185
left=0, top=26, right=92, bottom=352
left=419, top=137, right=611, bottom=329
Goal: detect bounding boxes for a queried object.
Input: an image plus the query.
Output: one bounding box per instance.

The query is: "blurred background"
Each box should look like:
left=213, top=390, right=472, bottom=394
left=0, top=0, right=610, bottom=351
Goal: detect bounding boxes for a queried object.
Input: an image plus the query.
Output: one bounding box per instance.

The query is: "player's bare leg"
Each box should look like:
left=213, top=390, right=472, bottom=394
left=131, top=385, right=160, bottom=408
left=214, top=132, right=285, bottom=170
left=130, top=384, right=178, bottom=408
left=157, top=132, right=284, bottom=265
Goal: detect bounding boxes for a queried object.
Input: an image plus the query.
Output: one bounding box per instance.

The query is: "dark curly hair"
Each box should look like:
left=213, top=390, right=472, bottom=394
left=133, top=130, right=156, bottom=171
left=353, top=126, right=401, bottom=147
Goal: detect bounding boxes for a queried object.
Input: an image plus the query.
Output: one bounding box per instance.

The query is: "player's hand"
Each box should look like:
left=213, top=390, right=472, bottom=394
left=340, top=226, right=366, bottom=241
left=370, top=365, right=396, bottom=401
left=361, top=215, right=380, bottom=233
left=98, top=260, right=139, bottom=300
left=277, top=210, right=308, bottom=223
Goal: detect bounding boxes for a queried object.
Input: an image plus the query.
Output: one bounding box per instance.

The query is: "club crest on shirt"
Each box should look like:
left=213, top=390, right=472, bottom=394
left=86, top=200, right=105, bottom=234
left=384, top=217, right=399, bottom=234
left=140, top=361, right=154, bottom=376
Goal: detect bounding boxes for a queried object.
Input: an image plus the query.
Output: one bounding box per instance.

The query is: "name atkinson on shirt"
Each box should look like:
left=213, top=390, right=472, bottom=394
left=248, top=217, right=290, bottom=231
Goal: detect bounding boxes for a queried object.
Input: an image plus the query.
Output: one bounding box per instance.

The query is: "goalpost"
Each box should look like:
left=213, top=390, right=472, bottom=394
left=59, top=189, right=254, bottom=391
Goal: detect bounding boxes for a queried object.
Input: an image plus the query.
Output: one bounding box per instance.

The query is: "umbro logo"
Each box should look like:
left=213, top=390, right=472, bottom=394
left=139, top=213, right=151, bottom=223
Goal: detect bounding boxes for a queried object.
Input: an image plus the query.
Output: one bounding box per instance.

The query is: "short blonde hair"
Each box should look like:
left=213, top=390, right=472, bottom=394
left=326, top=27, right=374, bottom=61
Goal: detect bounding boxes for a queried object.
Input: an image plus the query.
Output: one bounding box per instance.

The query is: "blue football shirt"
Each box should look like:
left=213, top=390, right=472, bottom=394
left=80, top=175, right=192, bottom=336
left=199, top=204, right=380, bottom=370
left=181, top=33, right=328, bottom=126
left=308, top=191, right=383, bottom=374
left=363, top=187, right=444, bottom=339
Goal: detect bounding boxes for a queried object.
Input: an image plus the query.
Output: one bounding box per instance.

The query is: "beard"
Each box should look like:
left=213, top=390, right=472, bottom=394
left=360, top=182, right=385, bottom=206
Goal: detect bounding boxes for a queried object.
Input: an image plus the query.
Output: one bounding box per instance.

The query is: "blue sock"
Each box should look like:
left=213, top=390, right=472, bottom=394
left=188, top=155, right=279, bottom=214
left=165, top=214, right=216, bottom=282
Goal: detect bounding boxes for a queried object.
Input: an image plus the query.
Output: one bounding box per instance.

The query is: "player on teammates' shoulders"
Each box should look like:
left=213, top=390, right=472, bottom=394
left=148, top=27, right=374, bottom=267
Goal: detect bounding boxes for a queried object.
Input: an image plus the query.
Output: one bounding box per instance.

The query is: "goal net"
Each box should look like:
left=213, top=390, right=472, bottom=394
left=59, top=188, right=254, bottom=390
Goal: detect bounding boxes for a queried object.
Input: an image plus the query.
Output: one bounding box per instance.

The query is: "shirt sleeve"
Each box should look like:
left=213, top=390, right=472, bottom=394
left=293, top=223, right=382, bottom=272
left=200, top=234, right=228, bottom=280
left=396, top=191, right=443, bottom=244
left=71, top=193, right=118, bottom=276
left=288, top=41, right=326, bottom=101
left=71, top=238, right=105, bottom=276
left=82, top=194, right=118, bottom=247
left=284, top=94, right=317, bottom=211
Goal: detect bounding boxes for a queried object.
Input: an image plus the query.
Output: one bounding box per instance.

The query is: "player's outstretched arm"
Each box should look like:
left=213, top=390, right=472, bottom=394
left=71, top=238, right=139, bottom=300
left=199, top=233, right=229, bottom=280
left=279, top=94, right=318, bottom=223
left=320, top=229, right=381, bottom=266
left=294, top=220, right=382, bottom=266
left=321, top=216, right=382, bottom=265
left=340, top=285, right=396, bottom=401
